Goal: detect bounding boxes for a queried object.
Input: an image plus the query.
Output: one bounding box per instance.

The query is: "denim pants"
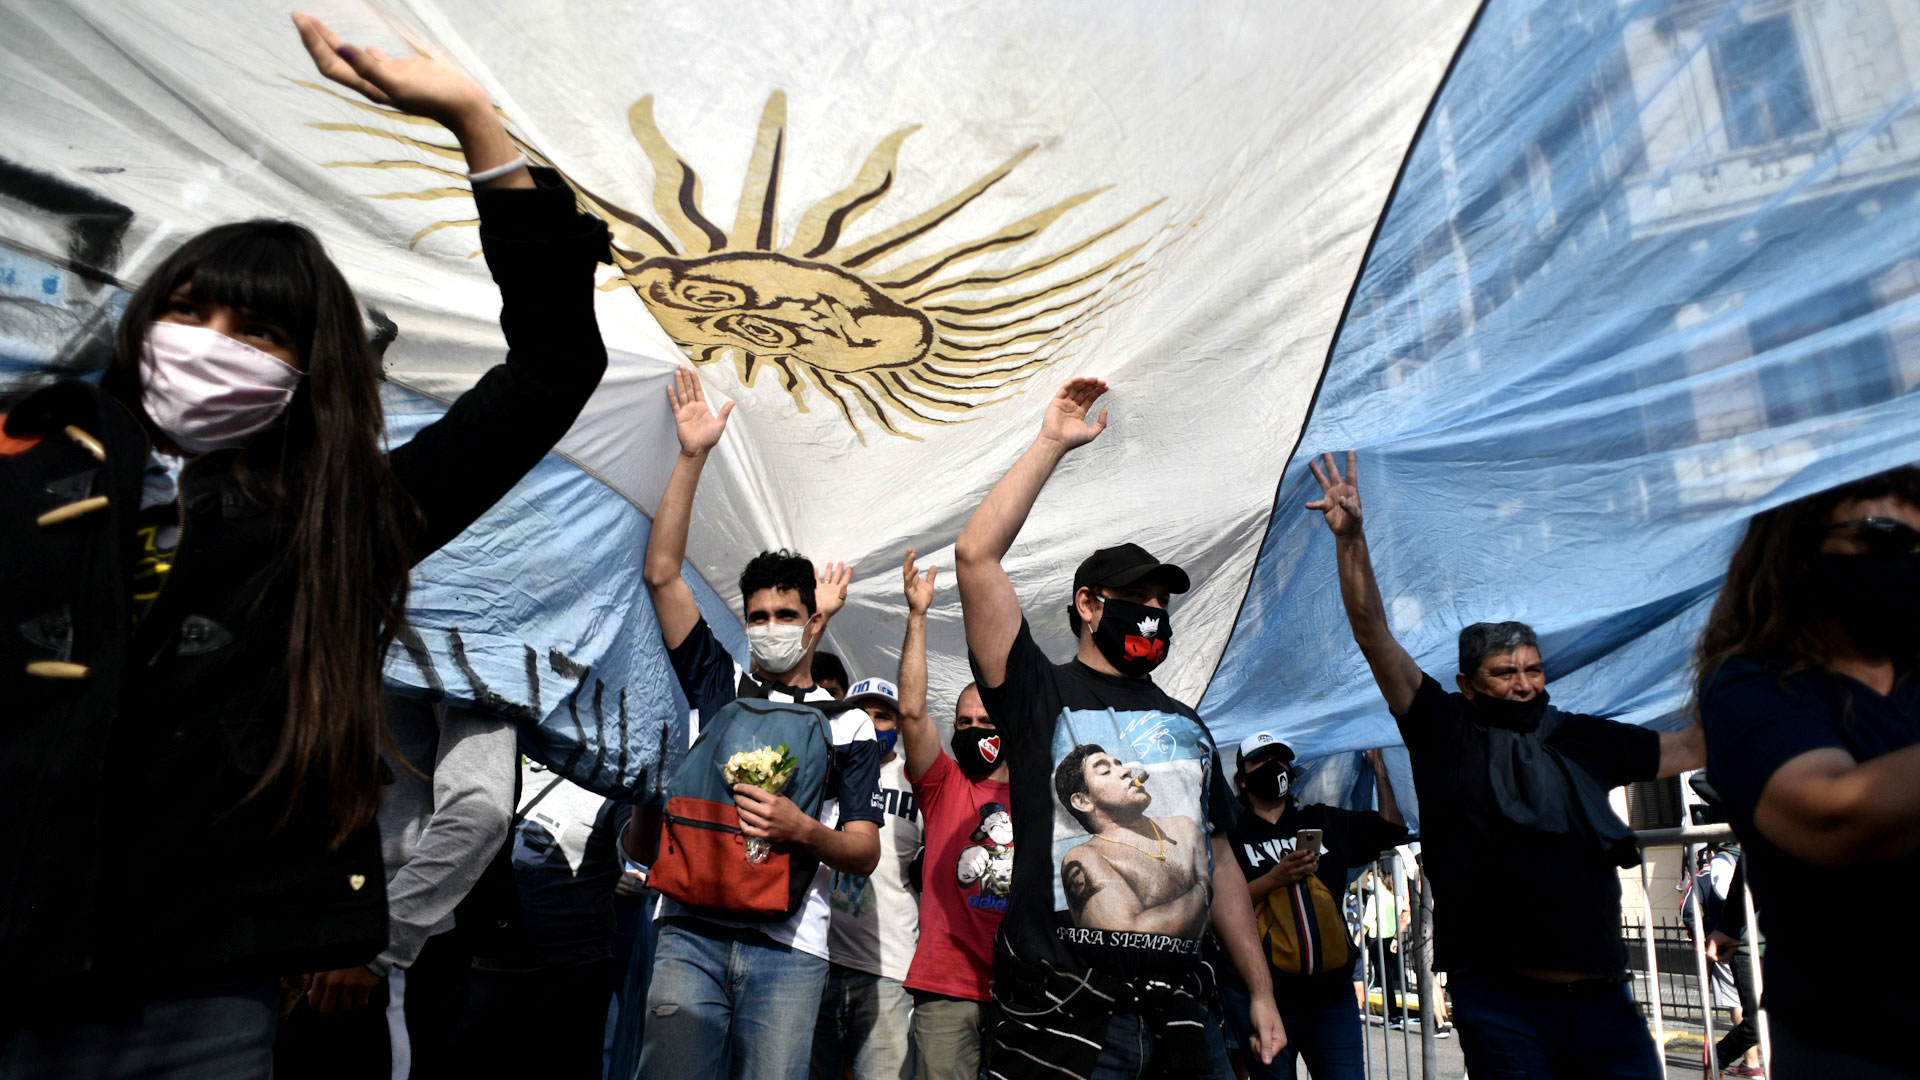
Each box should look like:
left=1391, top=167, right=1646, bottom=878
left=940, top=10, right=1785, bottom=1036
left=810, top=965, right=913, bottom=1080
left=0, top=978, right=278, bottom=1080
left=637, top=918, right=829, bottom=1080
left=1219, top=979, right=1365, bottom=1080
left=1086, top=1011, right=1234, bottom=1080
left=1448, top=969, right=1660, bottom=1080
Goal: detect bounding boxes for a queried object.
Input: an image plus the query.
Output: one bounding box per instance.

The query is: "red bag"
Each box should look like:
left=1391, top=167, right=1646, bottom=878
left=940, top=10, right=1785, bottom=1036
left=650, top=795, right=797, bottom=919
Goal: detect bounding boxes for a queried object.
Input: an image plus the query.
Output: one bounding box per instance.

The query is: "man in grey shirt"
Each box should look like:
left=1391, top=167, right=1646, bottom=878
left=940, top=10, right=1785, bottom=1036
left=277, top=693, right=518, bottom=1079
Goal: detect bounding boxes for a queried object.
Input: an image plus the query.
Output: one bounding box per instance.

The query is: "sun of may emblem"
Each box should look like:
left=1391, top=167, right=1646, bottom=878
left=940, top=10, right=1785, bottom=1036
left=305, top=85, right=1163, bottom=440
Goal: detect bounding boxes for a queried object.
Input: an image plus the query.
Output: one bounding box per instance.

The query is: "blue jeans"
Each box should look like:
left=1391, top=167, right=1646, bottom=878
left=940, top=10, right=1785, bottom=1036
left=810, top=965, right=913, bottom=1080
left=1218, top=980, right=1364, bottom=1080
left=1447, top=969, right=1660, bottom=1080
left=1087, top=1011, right=1234, bottom=1080
left=637, top=918, right=830, bottom=1080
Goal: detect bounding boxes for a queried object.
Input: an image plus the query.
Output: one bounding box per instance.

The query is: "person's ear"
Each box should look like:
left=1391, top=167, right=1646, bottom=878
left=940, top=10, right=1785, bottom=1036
left=1455, top=673, right=1474, bottom=698
left=1075, top=587, right=1103, bottom=634
left=1071, top=792, right=1094, bottom=815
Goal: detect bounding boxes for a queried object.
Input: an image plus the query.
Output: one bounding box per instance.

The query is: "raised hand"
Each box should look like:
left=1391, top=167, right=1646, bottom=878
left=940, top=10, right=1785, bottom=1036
left=1306, top=451, right=1363, bottom=537
left=293, top=13, right=490, bottom=127
left=816, top=562, right=851, bottom=621
left=668, top=366, right=734, bottom=456
left=1037, top=377, right=1109, bottom=451
left=902, top=549, right=938, bottom=616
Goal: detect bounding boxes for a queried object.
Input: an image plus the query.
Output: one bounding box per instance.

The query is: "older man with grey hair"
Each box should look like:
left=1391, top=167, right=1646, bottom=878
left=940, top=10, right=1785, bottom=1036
left=1307, top=452, right=1704, bottom=1080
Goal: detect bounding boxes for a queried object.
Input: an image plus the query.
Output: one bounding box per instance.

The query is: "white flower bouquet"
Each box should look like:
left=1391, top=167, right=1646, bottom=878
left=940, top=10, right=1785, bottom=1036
left=722, top=743, right=798, bottom=864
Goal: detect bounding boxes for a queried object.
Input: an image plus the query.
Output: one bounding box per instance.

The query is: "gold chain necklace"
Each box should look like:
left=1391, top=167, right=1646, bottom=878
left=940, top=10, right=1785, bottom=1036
left=1092, top=818, right=1167, bottom=860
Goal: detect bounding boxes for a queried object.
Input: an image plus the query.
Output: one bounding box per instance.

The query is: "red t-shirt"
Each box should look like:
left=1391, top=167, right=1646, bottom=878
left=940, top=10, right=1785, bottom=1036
left=906, top=752, right=1014, bottom=1001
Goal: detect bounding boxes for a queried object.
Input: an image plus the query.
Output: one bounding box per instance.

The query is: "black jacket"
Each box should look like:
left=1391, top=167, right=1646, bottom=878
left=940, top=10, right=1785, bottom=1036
left=0, top=169, right=608, bottom=994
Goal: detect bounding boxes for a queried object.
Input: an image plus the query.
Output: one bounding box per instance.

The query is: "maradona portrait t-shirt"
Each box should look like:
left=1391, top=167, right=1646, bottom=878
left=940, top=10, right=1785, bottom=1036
left=972, top=620, right=1236, bottom=984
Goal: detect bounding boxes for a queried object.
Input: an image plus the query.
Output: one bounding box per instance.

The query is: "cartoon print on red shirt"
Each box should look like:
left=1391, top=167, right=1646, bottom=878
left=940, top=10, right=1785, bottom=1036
left=956, top=801, right=1014, bottom=903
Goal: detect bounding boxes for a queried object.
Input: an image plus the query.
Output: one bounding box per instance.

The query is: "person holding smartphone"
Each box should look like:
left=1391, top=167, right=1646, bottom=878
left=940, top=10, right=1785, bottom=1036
left=1213, top=734, right=1409, bottom=1080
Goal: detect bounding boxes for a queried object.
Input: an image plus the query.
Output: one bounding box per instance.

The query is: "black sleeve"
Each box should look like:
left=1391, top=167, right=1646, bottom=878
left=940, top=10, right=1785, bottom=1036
left=388, top=167, right=611, bottom=558
left=968, top=618, right=1054, bottom=739
left=1388, top=673, right=1452, bottom=756
left=1205, top=749, right=1240, bottom=835
left=1553, top=712, right=1662, bottom=789
left=833, top=731, right=885, bottom=828
left=1222, top=820, right=1260, bottom=878
left=664, top=617, right=740, bottom=733
left=1338, top=807, right=1409, bottom=866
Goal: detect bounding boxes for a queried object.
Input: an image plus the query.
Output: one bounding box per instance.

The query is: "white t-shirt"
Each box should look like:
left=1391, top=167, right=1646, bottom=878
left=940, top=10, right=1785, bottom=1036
left=826, top=754, right=922, bottom=980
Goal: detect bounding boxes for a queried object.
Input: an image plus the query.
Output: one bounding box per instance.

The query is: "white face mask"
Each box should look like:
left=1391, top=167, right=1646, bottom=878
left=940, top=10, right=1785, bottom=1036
left=746, top=621, right=810, bottom=675
left=140, top=320, right=303, bottom=454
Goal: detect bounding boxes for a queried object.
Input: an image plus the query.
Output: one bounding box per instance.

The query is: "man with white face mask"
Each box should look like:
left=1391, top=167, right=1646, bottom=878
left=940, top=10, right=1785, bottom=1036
left=629, top=366, right=880, bottom=1080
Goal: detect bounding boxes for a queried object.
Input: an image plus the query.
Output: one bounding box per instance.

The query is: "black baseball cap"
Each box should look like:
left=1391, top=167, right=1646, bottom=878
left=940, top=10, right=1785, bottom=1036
left=1072, top=543, right=1191, bottom=597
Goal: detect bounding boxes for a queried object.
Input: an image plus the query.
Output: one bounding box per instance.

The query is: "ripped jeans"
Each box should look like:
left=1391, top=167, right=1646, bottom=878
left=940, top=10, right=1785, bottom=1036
left=636, top=917, right=829, bottom=1080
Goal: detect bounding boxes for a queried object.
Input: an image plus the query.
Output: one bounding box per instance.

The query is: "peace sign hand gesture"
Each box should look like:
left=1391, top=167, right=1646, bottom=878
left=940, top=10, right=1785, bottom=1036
left=668, top=366, right=735, bottom=456
left=1306, top=451, right=1364, bottom=537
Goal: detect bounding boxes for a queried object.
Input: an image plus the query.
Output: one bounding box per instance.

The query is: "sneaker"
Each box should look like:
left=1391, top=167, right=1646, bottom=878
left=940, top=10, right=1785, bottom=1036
left=1388, top=1019, right=1405, bottom=1030
left=1366, top=1014, right=1386, bottom=1026
left=1434, top=1024, right=1453, bottom=1040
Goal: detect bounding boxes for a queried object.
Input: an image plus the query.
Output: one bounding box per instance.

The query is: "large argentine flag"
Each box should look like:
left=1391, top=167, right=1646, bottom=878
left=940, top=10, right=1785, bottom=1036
left=3, top=0, right=1916, bottom=797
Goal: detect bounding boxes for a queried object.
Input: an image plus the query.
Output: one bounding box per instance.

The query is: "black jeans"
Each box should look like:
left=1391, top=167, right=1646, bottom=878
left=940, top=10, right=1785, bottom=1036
left=452, top=957, right=613, bottom=1080
left=1365, top=936, right=1405, bottom=1020
left=276, top=927, right=472, bottom=1080
left=1448, top=969, right=1661, bottom=1080
left=0, top=977, right=278, bottom=1080
left=1714, top=952, right=1760, bottom=1070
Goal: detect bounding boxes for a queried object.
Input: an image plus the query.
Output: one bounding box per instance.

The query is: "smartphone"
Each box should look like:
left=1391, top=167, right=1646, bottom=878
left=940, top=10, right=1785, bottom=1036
left=1295, top=828, right=1323, bottom=853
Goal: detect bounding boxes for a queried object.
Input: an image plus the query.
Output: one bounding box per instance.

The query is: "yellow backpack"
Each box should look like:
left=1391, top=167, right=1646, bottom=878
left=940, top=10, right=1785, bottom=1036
left=1256, top=872, right=1351, bottom=976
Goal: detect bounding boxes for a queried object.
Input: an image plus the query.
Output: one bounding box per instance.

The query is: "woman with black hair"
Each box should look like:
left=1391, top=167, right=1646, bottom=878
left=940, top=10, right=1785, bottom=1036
left=1696, top=464, right=1920, bottom=1078
left=0, top=15, right=608, bottom=1077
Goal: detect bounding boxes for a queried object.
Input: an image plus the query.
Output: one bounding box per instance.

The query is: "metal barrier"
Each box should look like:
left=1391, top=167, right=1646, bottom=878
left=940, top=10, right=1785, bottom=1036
left=1343, top=824, right=1767, bottom=1079
left=1631, top=823, right=1770, bottom=1080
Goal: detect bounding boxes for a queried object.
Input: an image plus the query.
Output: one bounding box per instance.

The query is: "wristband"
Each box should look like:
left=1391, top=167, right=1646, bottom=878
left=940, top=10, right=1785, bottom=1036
left=467, top=153, right=529, bottom=184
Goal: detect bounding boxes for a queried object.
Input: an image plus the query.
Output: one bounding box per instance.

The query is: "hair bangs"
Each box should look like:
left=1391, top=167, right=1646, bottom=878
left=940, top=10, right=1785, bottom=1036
left=168, top=221, right=328, bottom=357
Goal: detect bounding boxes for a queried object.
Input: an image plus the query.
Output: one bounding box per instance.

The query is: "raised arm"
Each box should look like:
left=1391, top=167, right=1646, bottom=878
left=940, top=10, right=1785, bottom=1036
left=300, top=15, right=613, bottom=557
left=897, top=550, right=942, bottom=781
left=1367, top=748, right=1405, bottom=827
left=1307, top=452, right=1421, bottom=716
left=642, top=367, right=734, bottom=649
left=954, top=378, right=1108, bottom=686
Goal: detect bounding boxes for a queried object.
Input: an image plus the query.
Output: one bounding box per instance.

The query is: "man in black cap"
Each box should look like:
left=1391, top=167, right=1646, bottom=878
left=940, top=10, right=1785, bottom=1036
left=953, top=377, right=1284, bottom=1079
left=1215, top=734, right=1408, bottom=1080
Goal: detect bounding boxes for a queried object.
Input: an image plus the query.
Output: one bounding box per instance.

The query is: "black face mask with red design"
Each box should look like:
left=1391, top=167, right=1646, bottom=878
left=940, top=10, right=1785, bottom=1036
left=951, top=727, right=1002, bottom=780
left=1090, top=595, right=1172, bottom=677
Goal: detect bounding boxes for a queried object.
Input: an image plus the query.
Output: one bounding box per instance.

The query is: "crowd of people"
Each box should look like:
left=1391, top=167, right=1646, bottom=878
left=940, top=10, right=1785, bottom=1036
left=2, top=13, right=1916, bottom=1080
